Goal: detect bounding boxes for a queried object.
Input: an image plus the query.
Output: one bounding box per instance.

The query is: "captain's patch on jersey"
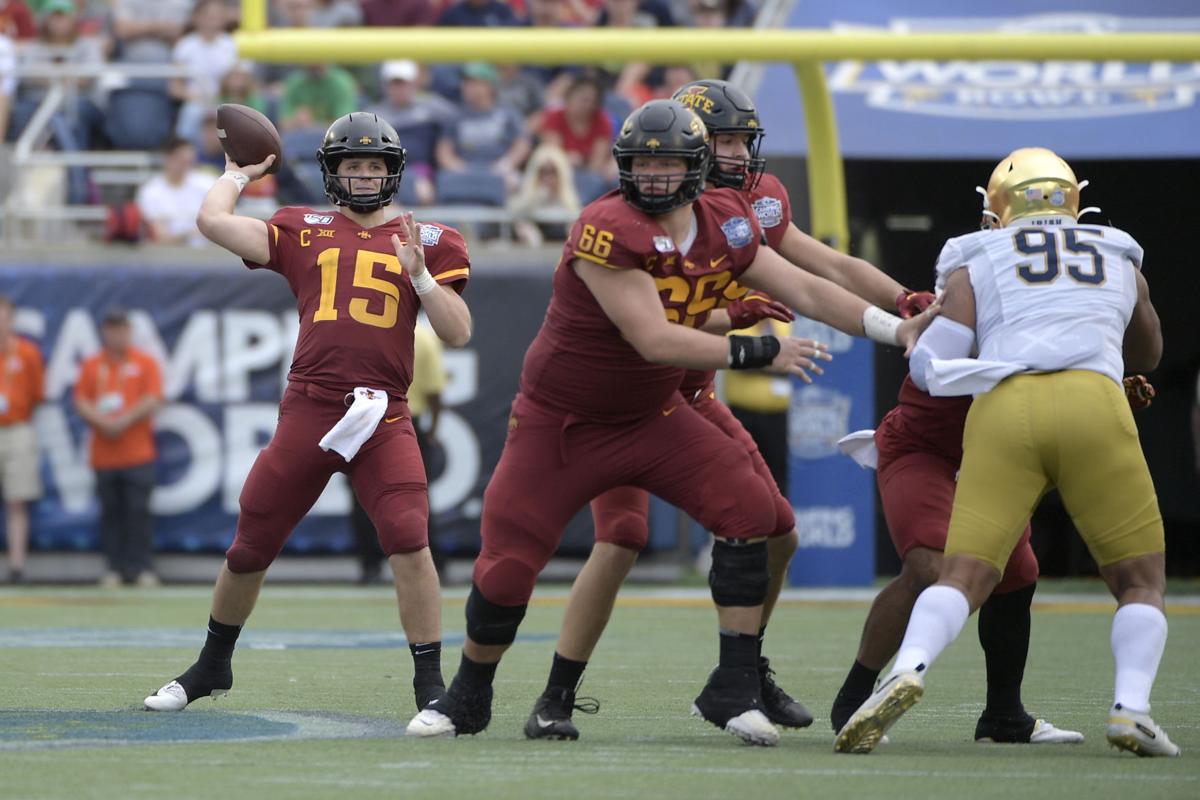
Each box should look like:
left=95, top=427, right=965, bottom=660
left=653, top=235, right=675, bottom=252
left=419, top=224, right=444, bottom=246
left=752, top=197, right=784, bottom=228
left=720, top=216, right=754, bottom=248
left=303, top=214, right=334, bottom=225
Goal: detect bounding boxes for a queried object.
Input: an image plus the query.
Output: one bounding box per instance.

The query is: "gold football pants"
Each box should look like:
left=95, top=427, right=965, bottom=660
left=946, top=370, right=1164, bottom=573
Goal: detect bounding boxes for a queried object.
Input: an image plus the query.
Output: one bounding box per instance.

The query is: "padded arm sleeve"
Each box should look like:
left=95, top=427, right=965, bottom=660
left=909, top=316, right=977, bottom=392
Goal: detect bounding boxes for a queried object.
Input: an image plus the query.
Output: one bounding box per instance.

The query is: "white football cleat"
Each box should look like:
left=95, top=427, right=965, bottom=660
left=690, top=705, right=780, bottom=747
left=405, top=708, right=456, bottom=738
left=1106, top=705, right=1181, bottom=757
left=143, top=680, right=227, bottom=711
left=1028, top=719, right=1084, bottom=744
left=834, top=670, right=924, bottom=754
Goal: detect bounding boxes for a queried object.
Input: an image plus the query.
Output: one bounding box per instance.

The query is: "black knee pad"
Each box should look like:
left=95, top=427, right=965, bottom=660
left=465, top=583, right=528, bottom=646
left=708, top=539, right=769, bottom=607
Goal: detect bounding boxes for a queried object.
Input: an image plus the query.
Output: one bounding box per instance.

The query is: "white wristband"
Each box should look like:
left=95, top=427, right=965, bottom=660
left=220, top=171, right=250, bottom=193
left=862, top=305, right=902, bottom=346
left=411, top=269, right=438, bottom=296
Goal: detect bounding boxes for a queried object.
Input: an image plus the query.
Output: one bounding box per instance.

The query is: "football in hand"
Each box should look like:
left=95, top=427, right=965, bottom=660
left=216, top=104, right=282, bottom=174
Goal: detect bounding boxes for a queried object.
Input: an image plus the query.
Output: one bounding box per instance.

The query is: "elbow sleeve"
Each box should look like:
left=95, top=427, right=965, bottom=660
left=909, top=316, right=976, bottom=391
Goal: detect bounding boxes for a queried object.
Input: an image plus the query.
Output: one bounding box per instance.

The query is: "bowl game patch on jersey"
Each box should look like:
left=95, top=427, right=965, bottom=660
left=752, top=196, right=784, bottom=229
left=419, top=224, right=444, bottom=246
left=721, top=216, right=755, bottom=248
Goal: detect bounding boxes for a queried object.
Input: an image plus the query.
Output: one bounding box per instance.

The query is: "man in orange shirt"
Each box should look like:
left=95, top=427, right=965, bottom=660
left=0, top=295, right=45, bottom=584
left=74, top=309, right=163, bottom=588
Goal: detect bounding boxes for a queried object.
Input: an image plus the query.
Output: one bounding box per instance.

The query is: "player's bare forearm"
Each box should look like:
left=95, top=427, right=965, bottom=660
left=778, top=224, right=904, bottom=308
left=420, top=286, right=472, bottom=348
left=197, top=157, right=274, bottom=264
left=741, top=250, right=870, bottom=336
left=1123, top=270, right=1163, bottom=373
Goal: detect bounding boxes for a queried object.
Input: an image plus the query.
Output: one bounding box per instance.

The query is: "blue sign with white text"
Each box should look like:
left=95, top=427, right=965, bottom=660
left=786, top=319, right=875, bottom=586
left=758, top=0, right=1200, bottom=159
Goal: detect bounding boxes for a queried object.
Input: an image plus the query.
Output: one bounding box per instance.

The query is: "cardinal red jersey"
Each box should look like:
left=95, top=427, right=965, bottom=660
left=520, top=189, right=762, bottom=422
left=876, top=375, right=973, bottom=465
left=678, top=175, right=794, bottom=400
left=245, top=208, right=469, bottom=400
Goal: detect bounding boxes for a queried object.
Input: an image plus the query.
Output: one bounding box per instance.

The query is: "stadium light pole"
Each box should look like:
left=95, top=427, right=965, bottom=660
left=233, top=6, right=1200, bottom=255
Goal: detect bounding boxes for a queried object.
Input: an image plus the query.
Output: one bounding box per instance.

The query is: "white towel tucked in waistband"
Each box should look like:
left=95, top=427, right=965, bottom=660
left=925, top=358, right=1025, bottom=397
left=836, top=429, right=879, bottom=470
left=318, top=387, right=389, bottom=462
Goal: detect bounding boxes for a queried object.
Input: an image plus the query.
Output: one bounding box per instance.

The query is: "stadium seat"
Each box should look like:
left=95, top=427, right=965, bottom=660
left=103, top=89, right=176, bottom=151
left=436, top=168, right=508, bottom=206
left=281, top=128, right=326, bottom=162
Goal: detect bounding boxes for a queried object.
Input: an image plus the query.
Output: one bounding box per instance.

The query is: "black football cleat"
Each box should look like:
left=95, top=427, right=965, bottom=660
left=758, top=657, right=814, bottom=728
left=523, top=686, right=600, bottom=741
left=405, top=678, right=493, bottom=738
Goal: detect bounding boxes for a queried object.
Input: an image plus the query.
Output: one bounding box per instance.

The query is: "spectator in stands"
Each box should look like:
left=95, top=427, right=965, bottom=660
left=436, top=62, right=531, bottom=196
left=367, top=59, right=454, bottom=206
left=171, top=0, right=238, bottom=139
left=217, top=61, right=269, bottom=117
left=0, top=0, right=35, bottom=40
left=508, top=142, right=580, bottom=246
left=517, top=0, right=581, bottom=105
left=361, top=0, right=438, bottom=26
left=135, top=136, right=216, bottom=247
left=110, top=0, right=190, bottom=64
left=594, top=0, right=675, bottom=103
left=0, top=33, right=16, bottom=143
left=311, top=0, right=361, bottom=27
left=538, top=71, right=617, bottom=200
left=687, top=0, right=754, bottom=77
left=9, top=1, right=106, bottom=201
left=279, top=63, right=358, bottom=131
left=0, top=295, right=45, bottom=585
left=497, top=62, right=546, bottom=125
left=438, top=0, right=519, bottom=27
left=274, top=0, right=315, bottom=27
left=74, top=308, right=163, bottom=589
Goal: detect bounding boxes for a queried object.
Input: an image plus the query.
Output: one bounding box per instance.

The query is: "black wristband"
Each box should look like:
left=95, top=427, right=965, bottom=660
left=728, top=335, right=781, bottom=370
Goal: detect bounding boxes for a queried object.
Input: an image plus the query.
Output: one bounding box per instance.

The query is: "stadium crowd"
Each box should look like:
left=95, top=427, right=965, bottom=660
left=0, top=0, right=760, bottom=244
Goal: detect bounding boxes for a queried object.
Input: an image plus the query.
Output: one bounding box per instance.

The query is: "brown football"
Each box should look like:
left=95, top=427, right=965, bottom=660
left=215, top=104, right=282, bottom=174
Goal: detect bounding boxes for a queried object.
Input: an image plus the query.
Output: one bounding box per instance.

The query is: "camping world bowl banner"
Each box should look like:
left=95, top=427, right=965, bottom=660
left=758, top=0, right=1200, bottom=159
left=0, top=263, right=561, bottom=558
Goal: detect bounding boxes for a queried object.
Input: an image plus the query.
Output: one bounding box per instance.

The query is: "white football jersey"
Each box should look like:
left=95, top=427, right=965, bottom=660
left=934, top=220, right=1143, bottom=388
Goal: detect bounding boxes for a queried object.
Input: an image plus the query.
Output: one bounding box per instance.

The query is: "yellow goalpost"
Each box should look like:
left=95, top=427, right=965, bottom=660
left=233, top=0, right=1200, bottom=252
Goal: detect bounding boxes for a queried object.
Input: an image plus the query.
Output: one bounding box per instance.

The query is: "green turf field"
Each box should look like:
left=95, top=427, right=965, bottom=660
left=1, top=583, right=1196, bottom=800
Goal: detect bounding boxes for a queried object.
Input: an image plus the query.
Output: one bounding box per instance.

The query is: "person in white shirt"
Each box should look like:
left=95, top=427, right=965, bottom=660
left=136, top=137, right=216, bottom=247
left=836, top=147, right=1178, bottom=759
left=171, top=0, right=238, bottom=139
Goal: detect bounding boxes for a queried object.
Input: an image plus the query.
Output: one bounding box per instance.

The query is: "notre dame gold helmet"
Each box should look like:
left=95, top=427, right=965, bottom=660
left=979, top=147, right=1090, bottom=228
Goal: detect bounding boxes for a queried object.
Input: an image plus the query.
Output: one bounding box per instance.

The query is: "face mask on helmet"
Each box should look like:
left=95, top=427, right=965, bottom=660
left=614, top=100, right=711, bottom=215
left=977, top=146, right=1100, bottom=229
left=318, top=113, right=407, bottom=213
left=671, top=79, right=766, bottom=192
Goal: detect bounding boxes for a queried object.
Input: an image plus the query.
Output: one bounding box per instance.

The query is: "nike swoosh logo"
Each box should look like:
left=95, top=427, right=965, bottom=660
left=662, top=406, right=678, bottom=416
left=536, top=715, right=556, bottom=729
left=710, top=255, right=728, bottom=268
left=384, top=415, right=404, bottom=423
left=1135, top=723, right=1157, bottom=739
left=412, top=648, right=437, bottom=656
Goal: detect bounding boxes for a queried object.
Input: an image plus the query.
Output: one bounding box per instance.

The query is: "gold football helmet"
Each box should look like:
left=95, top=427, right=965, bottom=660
left=977, top=147, right=1098, bottom=228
